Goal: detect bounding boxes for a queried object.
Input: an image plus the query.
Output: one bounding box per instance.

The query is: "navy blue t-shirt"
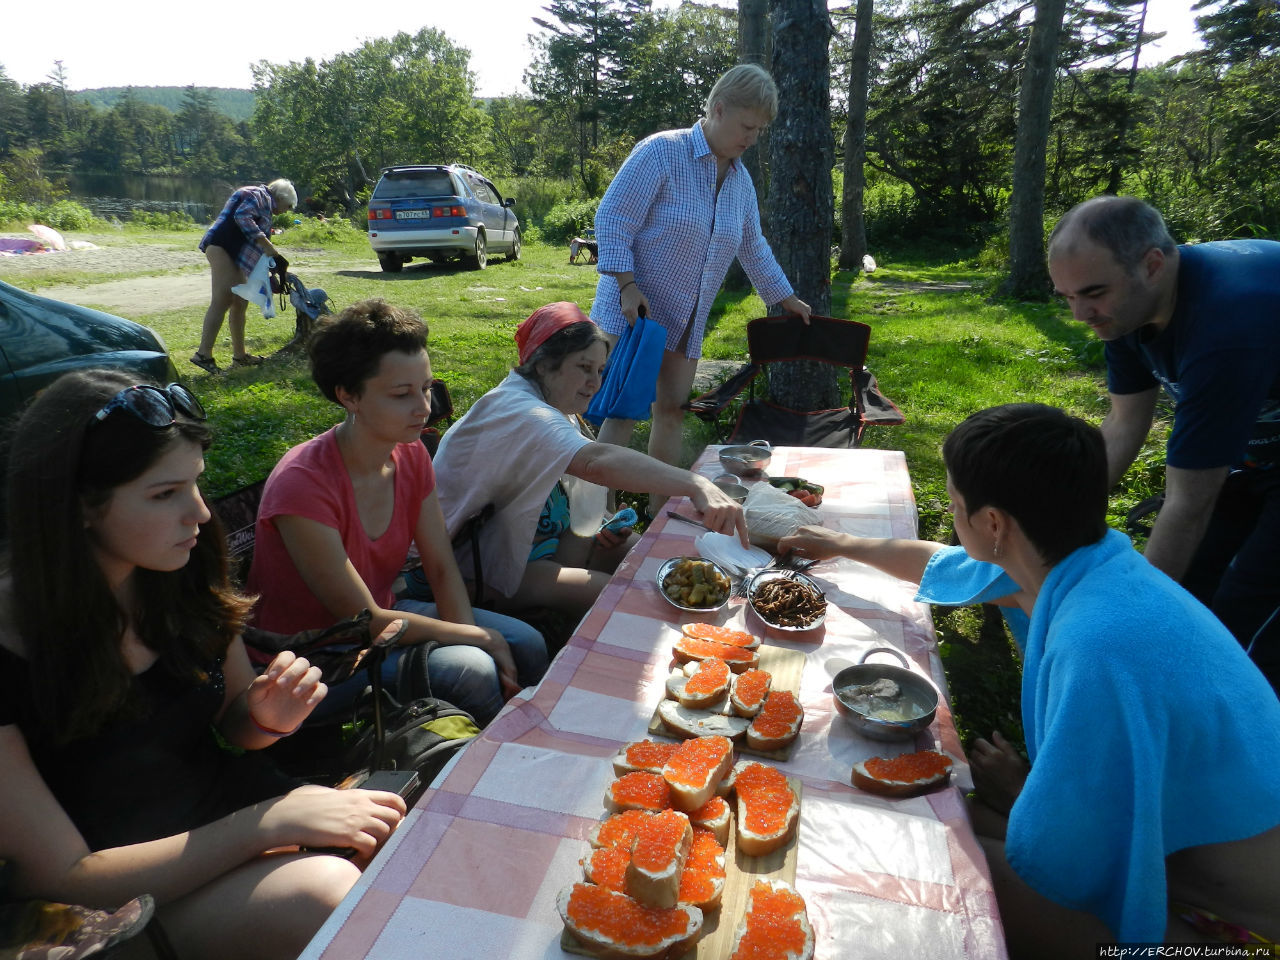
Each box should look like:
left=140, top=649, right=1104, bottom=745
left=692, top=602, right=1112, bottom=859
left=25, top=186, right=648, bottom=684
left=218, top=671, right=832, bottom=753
left=1105, top=240, right=1280, bottom=470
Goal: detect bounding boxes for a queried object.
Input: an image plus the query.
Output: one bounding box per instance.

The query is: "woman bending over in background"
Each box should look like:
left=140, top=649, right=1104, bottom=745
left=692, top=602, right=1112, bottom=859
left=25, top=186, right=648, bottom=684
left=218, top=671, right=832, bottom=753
left=192, top=178, right=295, bottom=374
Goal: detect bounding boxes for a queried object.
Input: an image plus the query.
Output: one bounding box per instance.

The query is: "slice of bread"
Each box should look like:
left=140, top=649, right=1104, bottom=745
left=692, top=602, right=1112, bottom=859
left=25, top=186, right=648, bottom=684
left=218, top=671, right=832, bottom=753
left=687, top=795, right=733, bottom=847
left=727, top=879, right=814, bottom=960
left=724, top=760, right=800, bottom=857
left=658, top=700, right=751, bottom=740
left=605, top=771, right=672, bottom=814
left=851, top=749, right=953, bottom=798
left=672, top=658, right=732, bottom=709
left=677, top=827, right=727, bottom=911
left=625, top=808, right=693, bottom=908
left=557, top=883, right=703, bottom=960
left=729, top=668, right=772, bottom=718
left=681, top=623, right=761, bottom=651
left=672, top=635, right=760, bottom=673
left=745, top=690, right=804, bottom=752
left=582, top=844, right=630, bottom=891
left=590, top=809, right=654, bottom=849
left=613, top=739, right=682, bottom=777
left=661, top=735, right=735, bottom=812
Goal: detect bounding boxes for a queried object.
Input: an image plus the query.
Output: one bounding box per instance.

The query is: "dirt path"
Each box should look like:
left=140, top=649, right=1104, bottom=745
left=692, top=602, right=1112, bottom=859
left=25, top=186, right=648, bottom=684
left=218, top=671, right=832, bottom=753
left=0, top=238, right=211, bottom=313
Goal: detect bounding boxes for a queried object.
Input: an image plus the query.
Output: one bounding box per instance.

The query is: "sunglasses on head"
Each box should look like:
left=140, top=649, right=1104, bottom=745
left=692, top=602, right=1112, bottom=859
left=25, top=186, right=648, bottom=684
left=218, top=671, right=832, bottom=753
left=91, top=383, right=207, bottom=428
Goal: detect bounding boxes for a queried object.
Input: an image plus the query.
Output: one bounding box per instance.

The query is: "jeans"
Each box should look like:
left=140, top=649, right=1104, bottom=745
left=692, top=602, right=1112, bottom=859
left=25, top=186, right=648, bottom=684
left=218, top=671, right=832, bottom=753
left=312, top=604, right=548, bottom=727
left=1181, top=467, right=1280, bottom=694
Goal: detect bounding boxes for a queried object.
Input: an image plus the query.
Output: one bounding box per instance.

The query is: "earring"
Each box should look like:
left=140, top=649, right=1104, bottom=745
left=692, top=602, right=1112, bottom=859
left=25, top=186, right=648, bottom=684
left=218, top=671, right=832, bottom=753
left=992, top=539, right=1001, bottom=559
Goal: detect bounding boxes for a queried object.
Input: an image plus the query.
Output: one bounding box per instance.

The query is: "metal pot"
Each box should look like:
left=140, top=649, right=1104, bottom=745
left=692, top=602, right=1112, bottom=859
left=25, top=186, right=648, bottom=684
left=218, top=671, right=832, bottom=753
left=832, top=647, right=939, bottom=742
left=712, top=474, right=750, bottom=502
left=718, top=440, right=772, bottom=477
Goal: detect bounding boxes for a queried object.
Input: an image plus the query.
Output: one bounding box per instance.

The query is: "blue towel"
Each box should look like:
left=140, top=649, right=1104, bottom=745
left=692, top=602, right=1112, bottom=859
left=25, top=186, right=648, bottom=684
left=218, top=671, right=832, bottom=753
left=916, top=546, right=1030, bottom=650
left=585, top=312, right=665, bottom=425
left=1002, top=529, right=1280, bottom=939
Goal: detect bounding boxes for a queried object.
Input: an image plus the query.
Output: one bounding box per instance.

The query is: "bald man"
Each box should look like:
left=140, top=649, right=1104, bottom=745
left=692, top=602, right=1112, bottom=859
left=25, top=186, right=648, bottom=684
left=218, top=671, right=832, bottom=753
left=1047, top=195, right=1280, bottom=692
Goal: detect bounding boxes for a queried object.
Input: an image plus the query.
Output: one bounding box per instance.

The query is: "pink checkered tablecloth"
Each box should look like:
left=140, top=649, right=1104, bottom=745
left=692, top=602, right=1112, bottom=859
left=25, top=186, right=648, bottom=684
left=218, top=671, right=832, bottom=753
left=300, top=447, right=1009, bottom=960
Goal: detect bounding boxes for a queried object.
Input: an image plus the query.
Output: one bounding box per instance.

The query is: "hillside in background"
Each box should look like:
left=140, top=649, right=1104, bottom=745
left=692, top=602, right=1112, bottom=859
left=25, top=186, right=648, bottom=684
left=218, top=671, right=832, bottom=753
left=73, top=86, right=255, bottom=122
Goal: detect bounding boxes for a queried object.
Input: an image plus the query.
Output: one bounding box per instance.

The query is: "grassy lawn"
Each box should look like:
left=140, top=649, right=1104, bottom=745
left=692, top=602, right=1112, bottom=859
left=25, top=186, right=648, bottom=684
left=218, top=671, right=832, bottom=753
left=8, top=225, right=1171, bottom=750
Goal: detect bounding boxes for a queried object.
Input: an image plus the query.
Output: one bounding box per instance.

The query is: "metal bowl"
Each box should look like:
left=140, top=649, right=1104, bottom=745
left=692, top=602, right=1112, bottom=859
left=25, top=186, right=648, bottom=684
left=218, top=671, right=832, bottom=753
left=656, top=556, right=732, bottom=613
left=711, top=474, right=750, bottom=503
left=832, top=647, right=939, bottom=742
left=718, top=440, right=772, bottom=477
left=746, top=569, right=826, bottom=631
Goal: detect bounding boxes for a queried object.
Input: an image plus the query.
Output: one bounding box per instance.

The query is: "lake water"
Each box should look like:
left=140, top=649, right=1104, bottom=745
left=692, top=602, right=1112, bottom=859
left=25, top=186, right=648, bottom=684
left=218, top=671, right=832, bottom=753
left=64, top=172, right=236, bottom=223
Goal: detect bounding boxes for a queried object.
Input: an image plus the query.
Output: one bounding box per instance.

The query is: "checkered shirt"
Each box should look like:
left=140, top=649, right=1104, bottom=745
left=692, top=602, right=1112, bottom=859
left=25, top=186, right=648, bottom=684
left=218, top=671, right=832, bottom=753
left=590, top=122, right=793, bottom=358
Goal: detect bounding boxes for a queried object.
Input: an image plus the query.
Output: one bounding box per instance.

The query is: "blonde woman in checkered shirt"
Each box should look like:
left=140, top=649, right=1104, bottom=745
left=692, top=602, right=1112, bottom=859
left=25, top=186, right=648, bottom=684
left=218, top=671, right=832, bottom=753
left=590, top=64, right=810, bottom=474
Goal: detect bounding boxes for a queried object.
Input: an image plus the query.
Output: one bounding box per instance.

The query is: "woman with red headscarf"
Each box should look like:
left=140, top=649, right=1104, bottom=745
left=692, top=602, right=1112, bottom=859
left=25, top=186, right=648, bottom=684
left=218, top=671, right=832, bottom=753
left=432, top=302, right=746, bottom=620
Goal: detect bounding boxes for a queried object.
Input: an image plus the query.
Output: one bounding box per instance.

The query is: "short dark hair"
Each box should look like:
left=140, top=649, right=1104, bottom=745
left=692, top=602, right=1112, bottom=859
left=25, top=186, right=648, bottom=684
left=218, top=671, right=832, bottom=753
left=515, top=321, right=609, bottom=393
left=1048, top=195, right=1177, bottom=272
left=6, top=369, right=250, bottom=744
left=308, top=299, right=428, bottom=402
left=943, top=404, right=1108, bottom=566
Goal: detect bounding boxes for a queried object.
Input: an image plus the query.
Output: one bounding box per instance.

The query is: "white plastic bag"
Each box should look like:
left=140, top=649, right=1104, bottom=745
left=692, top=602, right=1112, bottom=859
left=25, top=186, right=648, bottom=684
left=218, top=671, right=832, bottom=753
left=563, top=474, right=607, bottom=536
left=743, top=482, right=820, bottom=548
left=231, top=255, right=277, bottom=319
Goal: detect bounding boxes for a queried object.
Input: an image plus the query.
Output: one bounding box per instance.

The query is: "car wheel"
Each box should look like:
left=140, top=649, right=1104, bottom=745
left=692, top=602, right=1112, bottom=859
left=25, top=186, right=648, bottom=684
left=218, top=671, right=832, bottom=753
left=469, top=232, right=487, bottom=270
left=378, top=253, right=403, bottom=273
left=507, top=228, right=521, bottom=261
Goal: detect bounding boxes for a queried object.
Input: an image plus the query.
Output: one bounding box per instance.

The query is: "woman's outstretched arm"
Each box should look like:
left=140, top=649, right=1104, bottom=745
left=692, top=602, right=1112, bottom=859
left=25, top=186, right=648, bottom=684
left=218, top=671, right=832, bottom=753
left=0, top=725, right=404, bottom=908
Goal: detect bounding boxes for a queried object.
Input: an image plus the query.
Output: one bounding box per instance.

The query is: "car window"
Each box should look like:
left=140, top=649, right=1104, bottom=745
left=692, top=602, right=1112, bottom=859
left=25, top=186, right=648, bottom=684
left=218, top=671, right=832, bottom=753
left=373, top=171, right=456, bottom=200
left=469, top=177, right=499, bottom=205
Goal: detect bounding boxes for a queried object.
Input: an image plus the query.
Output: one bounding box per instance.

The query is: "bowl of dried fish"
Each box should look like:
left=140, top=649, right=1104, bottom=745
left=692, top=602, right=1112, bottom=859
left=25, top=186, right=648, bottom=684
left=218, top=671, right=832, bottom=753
left=746, top=569, right=827, bottom=631
left=657, top=556, right=732, bottom=612
left=832, top=647, right=939, bottom=741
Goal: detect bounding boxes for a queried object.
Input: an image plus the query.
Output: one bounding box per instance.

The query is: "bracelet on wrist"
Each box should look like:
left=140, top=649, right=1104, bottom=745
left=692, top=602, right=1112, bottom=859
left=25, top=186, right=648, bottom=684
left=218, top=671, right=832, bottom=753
left=248, top=708, right=301, bottom=738
left=619, top=279, right=635, bottom=293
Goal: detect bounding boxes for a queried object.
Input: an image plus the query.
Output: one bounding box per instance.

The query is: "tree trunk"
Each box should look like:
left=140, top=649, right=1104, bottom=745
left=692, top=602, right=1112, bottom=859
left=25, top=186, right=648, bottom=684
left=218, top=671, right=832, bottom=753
left=726, top=0, right=773, bottom=292
left=767, top=0, right=838, bottom=410
left=1000, top=0, right=1068, bottom=300
left=839, top=0, right=874, bottom=274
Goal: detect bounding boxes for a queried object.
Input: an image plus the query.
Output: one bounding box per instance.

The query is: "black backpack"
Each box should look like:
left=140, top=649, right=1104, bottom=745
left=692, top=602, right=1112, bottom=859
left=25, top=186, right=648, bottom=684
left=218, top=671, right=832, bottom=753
left=244, top=612, right=480, bottom=804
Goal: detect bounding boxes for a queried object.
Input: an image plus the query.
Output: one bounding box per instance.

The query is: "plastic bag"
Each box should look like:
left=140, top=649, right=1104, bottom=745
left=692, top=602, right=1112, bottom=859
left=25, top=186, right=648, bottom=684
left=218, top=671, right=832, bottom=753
left=231, top=255, right=278, bottom=319
left=743, top=482, right=821, bottom=548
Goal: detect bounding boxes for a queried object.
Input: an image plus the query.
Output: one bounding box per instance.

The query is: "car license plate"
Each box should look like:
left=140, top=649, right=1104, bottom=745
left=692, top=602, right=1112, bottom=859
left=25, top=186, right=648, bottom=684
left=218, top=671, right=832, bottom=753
left=395, top=210, right=430, bottom=219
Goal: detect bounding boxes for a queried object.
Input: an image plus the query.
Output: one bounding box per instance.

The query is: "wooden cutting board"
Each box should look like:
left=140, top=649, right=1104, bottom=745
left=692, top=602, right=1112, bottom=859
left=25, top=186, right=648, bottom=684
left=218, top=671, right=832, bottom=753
left=647, top=644, right=806, bottom=761
left=560, top=778, right=802, bottom=960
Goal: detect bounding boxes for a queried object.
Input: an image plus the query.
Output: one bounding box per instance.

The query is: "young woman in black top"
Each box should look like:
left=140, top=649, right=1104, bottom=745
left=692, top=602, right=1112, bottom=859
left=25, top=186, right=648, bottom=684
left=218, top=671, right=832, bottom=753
left=0, top=369, right=404, bottom=960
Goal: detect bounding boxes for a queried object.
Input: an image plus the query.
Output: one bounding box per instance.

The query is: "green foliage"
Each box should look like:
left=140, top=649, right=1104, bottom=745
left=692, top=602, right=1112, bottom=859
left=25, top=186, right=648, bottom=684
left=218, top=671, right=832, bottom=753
left=251, top=29, right=488, bottom=213
left=130, top=209, right=196, bottom=230
left=539, top=197, right=600, bottom=242
left=278, top=214, right=367, bottom=246
left=0, top=199, right=40, bottom=229
left=506, top=177, right=580, bottom=226
left=73, top=86, right=256, bottom=122
left=4, top=198, right=96, bottom=230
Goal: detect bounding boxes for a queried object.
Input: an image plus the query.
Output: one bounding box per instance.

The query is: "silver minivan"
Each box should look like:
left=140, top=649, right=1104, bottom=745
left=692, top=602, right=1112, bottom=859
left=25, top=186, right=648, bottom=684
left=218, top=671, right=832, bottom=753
left=366, top=164, right=520, bottom=272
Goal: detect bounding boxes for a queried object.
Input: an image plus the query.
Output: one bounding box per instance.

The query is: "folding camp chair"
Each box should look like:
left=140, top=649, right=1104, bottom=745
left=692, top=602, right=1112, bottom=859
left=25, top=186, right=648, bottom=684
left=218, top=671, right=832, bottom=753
left=419, top=378, right=456, bottom=458
left=211, top=478, right=266, bottom=587
left=684, top=315, right=904, bottom=448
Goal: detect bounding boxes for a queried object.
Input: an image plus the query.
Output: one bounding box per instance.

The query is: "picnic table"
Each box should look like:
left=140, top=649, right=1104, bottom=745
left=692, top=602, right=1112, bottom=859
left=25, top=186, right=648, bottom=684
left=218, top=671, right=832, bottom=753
left=300, top=446, right=1009, bottom=960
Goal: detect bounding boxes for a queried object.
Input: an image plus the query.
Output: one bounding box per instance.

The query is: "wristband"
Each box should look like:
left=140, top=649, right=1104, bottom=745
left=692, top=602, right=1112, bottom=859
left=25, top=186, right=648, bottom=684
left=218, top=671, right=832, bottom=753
left=619, top=279, right=635, bottom=293
left=248, top=708, right=301, bottom=738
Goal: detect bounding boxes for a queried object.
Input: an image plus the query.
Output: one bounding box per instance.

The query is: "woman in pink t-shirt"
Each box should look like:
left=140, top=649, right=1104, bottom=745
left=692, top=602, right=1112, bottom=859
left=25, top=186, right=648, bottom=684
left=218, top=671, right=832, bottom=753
left=248, top=300, right=546, bottom=725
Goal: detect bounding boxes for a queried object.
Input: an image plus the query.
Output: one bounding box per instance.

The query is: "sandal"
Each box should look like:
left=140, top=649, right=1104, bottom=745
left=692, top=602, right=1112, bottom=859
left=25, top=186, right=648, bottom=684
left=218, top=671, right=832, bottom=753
left=189, top=352, right=220, bottom=374
left=231, top=353, right=266, bottom=367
